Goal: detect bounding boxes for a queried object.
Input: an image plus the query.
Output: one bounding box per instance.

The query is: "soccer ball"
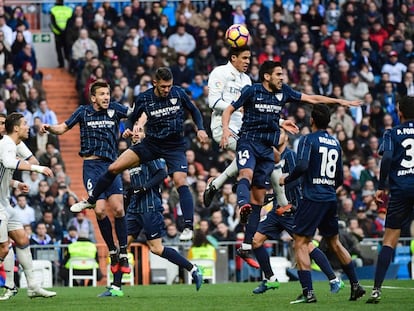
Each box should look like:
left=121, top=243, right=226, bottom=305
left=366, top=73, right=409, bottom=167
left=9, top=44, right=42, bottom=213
left=225, top=24, right=250, bottom=48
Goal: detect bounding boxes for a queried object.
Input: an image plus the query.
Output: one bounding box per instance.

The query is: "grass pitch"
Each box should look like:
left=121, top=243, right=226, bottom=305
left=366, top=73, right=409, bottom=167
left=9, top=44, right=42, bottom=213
left=2, top=280, right=413, bottom=311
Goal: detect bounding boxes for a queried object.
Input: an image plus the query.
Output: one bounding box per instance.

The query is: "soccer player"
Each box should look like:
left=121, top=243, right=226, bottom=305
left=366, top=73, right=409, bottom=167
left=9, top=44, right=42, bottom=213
left=40, top=81, right=132, bottom=275
left=221, top=61, right=361, bottom=272
left=251, top=129, right=343, bottom=294
left=0, top=113, right=56, bottom=299
left=280, top=104, right=365, bottom=304
left=204, top=48, right=297, bottom=268
left=70, top=67, right=208, bottom=242
left=100, top=125, right=203, bottom=297
left=366, top=96, right=414, bottom=304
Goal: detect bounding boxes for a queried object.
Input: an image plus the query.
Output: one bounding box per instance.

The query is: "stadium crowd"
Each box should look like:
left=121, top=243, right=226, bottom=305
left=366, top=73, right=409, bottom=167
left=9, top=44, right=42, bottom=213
left=1, top=0, right=414, bottom=284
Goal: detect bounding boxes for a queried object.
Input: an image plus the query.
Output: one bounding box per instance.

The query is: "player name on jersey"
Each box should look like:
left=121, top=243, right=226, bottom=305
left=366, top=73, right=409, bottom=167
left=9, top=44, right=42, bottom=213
left=318, top=136, right=338, bottom=146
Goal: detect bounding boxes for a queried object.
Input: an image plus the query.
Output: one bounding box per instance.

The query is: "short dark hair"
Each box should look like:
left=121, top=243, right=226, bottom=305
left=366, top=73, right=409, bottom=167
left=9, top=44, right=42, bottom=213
left=311, top=104, right=330, bottom=129
left=5, top=112, right=24, bottom=134
left=259, top=61, right=282, bottom=82
left=89, top=81, right=110, bottom=97
left=228, top=45, right=251, bottom=59
left=155, top=67, right=173, bottom=81
left=398, top=96, right=414, bottom=120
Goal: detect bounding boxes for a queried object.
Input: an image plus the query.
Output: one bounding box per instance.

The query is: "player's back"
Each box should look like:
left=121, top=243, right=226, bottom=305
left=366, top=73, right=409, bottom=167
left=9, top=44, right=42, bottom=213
left=300, top=130, right=342, bottom=202
left=387, top=121, right=414, bottom=193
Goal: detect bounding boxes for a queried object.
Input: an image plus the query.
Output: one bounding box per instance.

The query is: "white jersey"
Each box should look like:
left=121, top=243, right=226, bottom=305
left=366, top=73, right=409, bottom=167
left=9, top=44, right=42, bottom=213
left=208, top=61, right=252, bottom=134
left=0, top=135, right=20, bottom=213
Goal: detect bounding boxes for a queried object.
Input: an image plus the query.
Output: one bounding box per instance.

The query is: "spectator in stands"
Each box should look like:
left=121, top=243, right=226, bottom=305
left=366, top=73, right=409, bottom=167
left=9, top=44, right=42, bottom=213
left=16, top=99, right=33, bottom=127
left=0, top=14, right=12, bottom=47
left=360, top=157, right=380, bottom=189
left=0, top=39, right=10, bottom=72
left=329, top=105, right=355, bottom=138
left=29, top=117, right=60, bottom=158
left=163, top=223, right=181, bottom=245
left=168, top=24, right=196, bottom=58
left=343, top=72, right=369, bottom=101
left=171, top=54, right=193, bottom=88
left=71, top=28, right=99, bottom=74
left=397, top=71, right=414, bottom=96
left=29, top=222, right=54, bottom=259
left=381, top=50, right=407, bottom=84
left=14, top=43, right=37, bottom=75
left=29, top=180, right=49, bottom=220
left=17, top=70, right=46, bottom=101
left=14, top=194, right=35, bottom=227
left=26, top=87, right=42, bottom=112
left=61, top=225, right=78, bottom=245
left=38, top=209, right=63, bottom=242
left=378, top=81, right=400, bottom=125
left=362, top=135, right=380, bottom=162
left=32, top=99, right=58, bottom=125
left=67, top=210, right=96, bottom=243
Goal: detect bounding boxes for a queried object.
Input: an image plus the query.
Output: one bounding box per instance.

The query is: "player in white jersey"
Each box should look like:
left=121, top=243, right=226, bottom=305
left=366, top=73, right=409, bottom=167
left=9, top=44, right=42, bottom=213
left=204, top=47, right=298, bottom=268
left=0, top=113, right=56, bottom=299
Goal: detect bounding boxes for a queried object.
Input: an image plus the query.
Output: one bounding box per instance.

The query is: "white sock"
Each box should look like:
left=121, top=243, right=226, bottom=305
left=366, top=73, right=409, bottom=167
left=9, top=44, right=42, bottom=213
left=190, top=265, right=197, bottom=273
left=211, top=159, right=238, bottom=189
left=3, top=247, right=15, bottom=288
left=16, top=246, right=38, bottom=290
left=270, top=166, right=289, bottom=207
left=242, top=243, right=252, bottom=250
left=330, top=277, right=340, bottom=283
left=268, top=275, right=278, bottom=282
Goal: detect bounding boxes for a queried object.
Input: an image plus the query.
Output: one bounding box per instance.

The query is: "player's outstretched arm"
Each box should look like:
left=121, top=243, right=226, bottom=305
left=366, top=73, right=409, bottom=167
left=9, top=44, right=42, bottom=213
left=40, top=122, right=69, bottom=135
left=301, top=93, right=362, bottom=107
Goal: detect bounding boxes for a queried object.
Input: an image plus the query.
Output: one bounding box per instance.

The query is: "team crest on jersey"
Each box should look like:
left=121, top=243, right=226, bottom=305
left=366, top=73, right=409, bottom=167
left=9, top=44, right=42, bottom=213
left=170, top=98, right=177, bottom=105
left=107, top=109, right=115, bottom=118
left=275, top=93, right=283, bottom=101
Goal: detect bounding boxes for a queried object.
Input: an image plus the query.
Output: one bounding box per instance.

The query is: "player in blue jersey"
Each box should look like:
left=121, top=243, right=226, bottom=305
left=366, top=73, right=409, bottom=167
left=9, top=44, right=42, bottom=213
left=366, top=96, right=414, bottom=304
left=251, top=129, right=343, bottom=295
left=280, top=104, right=365, bottom=304
left=40, top=81, right=132, bottom=275
left=71, top=67, right=209, bottom=242
left=220, top=61, right=361, bottom=274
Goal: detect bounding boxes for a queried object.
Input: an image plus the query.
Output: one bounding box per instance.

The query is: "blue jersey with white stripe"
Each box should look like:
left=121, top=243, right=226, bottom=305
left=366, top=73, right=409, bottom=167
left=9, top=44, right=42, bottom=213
left=380, top=121, right=414, bottom=194
left=127, top=159, right=166, bottom=214
left=232, top=83, right=301, bottom=146
left=65, top=102, right=127, bottom=161
left=296, top=130, right=343, bottom=202
left=129, top=86, right=205, bottom=139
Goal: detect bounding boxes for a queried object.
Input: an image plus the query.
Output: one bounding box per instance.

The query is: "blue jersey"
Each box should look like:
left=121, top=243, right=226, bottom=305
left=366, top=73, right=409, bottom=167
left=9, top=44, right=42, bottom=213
left=295, top=130, right=343, bottom=202
left=65, top=102, right=127, bottom=161
left=281, top=147, right=302, bottom=207
left=130, top=86, right=205, bottom=139
left=380, top=121, right=414, bottom=194
left=232, top=83, right=301, bottom=146
left=127, top=159, right=166, bottom=214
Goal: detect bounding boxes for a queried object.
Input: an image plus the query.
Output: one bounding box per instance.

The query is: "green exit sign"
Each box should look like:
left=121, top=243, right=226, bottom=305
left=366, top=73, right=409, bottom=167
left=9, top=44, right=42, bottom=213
left=33, top=33, right=51, bottom=43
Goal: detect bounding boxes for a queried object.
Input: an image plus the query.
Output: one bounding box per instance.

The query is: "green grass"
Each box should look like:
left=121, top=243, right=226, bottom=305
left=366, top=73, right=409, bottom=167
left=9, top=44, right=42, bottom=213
left=2, top=280, right=414, bottom=311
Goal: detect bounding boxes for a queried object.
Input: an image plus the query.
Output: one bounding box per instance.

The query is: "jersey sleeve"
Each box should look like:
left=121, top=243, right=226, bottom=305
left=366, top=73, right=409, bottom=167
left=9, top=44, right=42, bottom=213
left=113, top=102, right=128, bottom=119
left=208, top=67, right=228, bottom=111
left=181, top=88, right=205, bottom=131
left=1, top=140, right=20, bottom=169
left=16, top=141, right=33, bottom=160
left=284, top=84, right=302, bottom=101
left=65, top=106, right=84, bottom=129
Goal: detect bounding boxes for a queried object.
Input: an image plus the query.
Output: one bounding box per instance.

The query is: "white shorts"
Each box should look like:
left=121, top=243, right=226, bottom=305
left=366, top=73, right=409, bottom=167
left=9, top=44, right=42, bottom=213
left=6, top=207, right=23, bottom=232
left=212, top=126, right=238, bottom=151
left=0, top=212, right=8, bottom=243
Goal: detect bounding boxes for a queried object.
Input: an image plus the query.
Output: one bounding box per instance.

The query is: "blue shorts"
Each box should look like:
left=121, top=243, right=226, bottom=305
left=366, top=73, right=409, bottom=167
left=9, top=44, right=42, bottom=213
left=385, top=193, right=414, bottom=229
left=126, top=211, right=166, bottom=241
left=256, top=208, right=295, bottom=240
left=236, top=138, right=274, bottom=188
left=83, top=159, right=123, bottom=199
left=130, top=136, right=187, bottom=175
left=293, top=199, right=338, bottom=238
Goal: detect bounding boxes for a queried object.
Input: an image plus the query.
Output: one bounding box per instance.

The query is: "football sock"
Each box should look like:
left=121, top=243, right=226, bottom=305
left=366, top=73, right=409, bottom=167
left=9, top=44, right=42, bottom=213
left=270, top=165, right=289, bottom=207
left=244, top=204, right=261, bottom=244
left=298, top=270, right=313, bottom=292
left=161, top=247, right=193, bottom=271
left=177, top=186, right=194, bottom=230
left=374, top=245, right=394, bottom=289
left=97, top=216, right=116, bottom=251
left=3, top=247, right=15, bottom=288
left=88, top=171, right=117, bottom=204
left=16, top=245, right=37, bottom=289
left=310, top=248, right=336, bottom=280
left=112, top=271, right=123, bottom=288
left=211, top=159, right=238, bottom=189
left=253, top=245, right=273, bottom=279
left=241, top=243, right=252, bottom=250
left=341, top=262, right=358, bottom=284
left=115, top=216, right=128, bottom=251
left=236, top=178, right=251, bottom=206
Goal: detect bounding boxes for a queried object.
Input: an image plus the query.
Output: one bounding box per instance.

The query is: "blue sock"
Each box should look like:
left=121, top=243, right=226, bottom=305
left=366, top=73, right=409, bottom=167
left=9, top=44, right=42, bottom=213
left=341, top=262, right=358, bottom=284
left=88, top=171, right=117, bottom=204
left=374, top=245, right=394, bottom=289
left=253, top=246, right=273, bottom=279
left=177, top=186, right=194, bottom=229
left=97, top=216, right=116, bottom=251
left=298, top=270, right=313, bottom=293
left=161, top=247, right=193, bottom=271
left=310, top=248, right=336, bottom=280
left=236, top=178, right=251, bottom=206
left=115, top=216, right=128, bottom=251
left=112, top=271, right=123, bottom=288
left=244, top=204, right=261, bottom=244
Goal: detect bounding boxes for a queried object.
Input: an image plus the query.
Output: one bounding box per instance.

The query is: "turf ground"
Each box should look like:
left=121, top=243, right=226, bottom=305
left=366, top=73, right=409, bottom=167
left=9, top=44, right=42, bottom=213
left=2, top=280, right=413, bottom=311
